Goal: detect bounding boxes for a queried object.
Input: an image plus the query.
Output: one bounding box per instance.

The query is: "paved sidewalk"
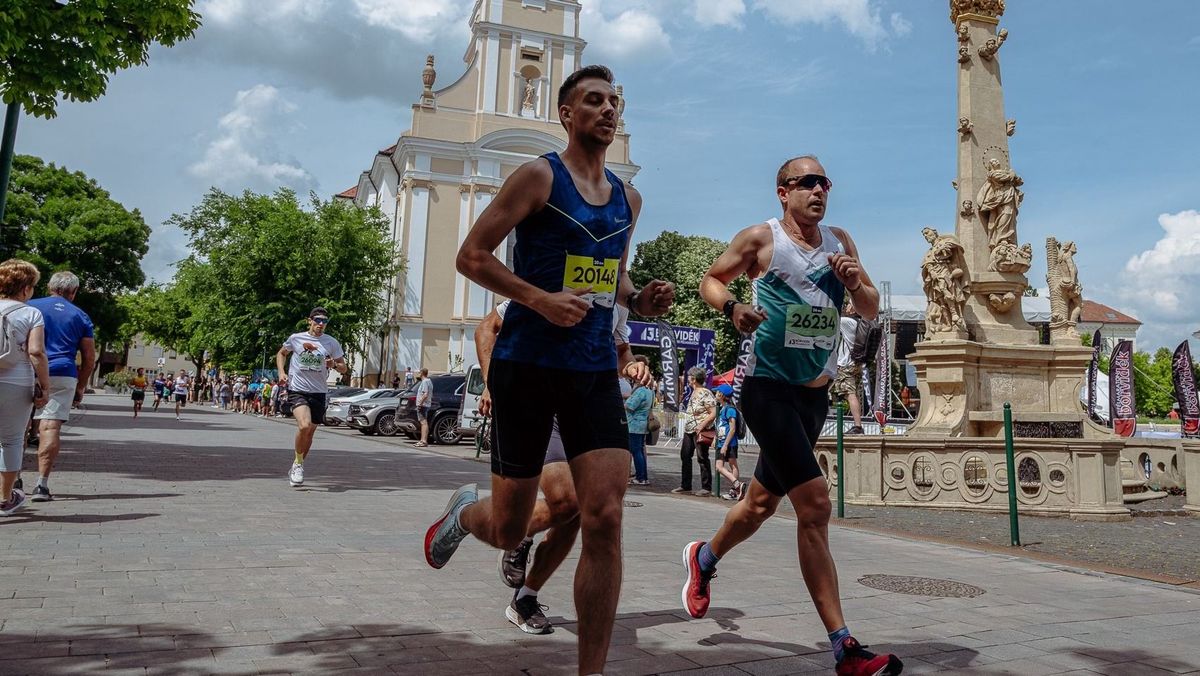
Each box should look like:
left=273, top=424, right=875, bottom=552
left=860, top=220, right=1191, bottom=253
left=0, top=395, right=1197, bottom=675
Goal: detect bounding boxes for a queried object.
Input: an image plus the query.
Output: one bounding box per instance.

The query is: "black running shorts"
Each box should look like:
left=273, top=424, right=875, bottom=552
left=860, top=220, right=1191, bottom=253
left=741, top=377, right=829, bottom=496
left=131, top=390, right=145, bottom=402
left=488, top=358, right=629, bottom=478
left=288, top=390, right=327, bottom=425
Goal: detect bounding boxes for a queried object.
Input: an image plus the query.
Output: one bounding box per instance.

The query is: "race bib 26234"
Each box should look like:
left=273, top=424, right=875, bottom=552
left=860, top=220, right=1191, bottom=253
left=784, top=303, right=838, bottom=350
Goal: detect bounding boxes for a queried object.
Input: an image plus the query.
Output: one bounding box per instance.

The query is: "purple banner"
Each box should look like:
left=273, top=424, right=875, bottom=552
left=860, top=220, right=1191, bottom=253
left=1109, top=340, right=1136, bottom=438
left=1172, top=341, right=1199, bottom=437
left=1087, top=329, right=1102, bottom=421
left=871, top=327, right=889, bottom=426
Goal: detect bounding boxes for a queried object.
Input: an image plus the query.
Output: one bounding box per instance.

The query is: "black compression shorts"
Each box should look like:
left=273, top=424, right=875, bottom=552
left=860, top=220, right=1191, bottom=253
left=488, top=358, right=629, bottom=478
left=287, top=391, right=327, bottom=425
left=741, top=377, right=830, bottom=496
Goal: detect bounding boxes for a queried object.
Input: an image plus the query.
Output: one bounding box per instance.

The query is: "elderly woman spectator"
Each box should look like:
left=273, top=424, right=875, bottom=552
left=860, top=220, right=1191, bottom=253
left=625, top=356, right=654, bottom=486
left=672, top=366, right=716, bottom=497
left=0, top=260, right=51, bottom=516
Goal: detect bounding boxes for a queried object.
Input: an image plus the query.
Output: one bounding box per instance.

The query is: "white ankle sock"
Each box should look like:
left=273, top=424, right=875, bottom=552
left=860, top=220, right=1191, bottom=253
left=36, top=476, right=47, bottom=488
left=516, top=585, right=538, bottom=601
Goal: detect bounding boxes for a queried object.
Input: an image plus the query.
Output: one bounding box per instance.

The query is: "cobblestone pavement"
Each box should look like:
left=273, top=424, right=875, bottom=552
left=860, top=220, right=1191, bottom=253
left=2, top=395, right=1199, bottom=675
left=378, top=429, right=1199, bottom=585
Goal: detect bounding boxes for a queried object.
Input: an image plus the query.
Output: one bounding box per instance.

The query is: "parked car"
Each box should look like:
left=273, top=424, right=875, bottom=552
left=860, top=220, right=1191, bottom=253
left=325, top=388, right=404, bottom=426
left=458, top=364, right=485, bottom=442
left=349, top=374, right=465, bottom=443
left=328, top=387, right=366, bottom=400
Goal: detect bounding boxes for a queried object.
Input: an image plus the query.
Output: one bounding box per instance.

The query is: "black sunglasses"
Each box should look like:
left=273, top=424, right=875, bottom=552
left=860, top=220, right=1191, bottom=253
left=781, top=174, right=833, bottom=192
left=311, top=317, right=329, bottom=325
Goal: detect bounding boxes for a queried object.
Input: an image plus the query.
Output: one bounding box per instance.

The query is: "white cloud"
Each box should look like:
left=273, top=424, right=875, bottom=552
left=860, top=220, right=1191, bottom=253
left=350, top=0, right=468, bottom=43
left=189, top=85, right=314, bottom=192
left=1117, top=209, right=1200, bottom=349
left=750, top=0, right=904, bottom=50
left=581, top=1, right=672, bottom=62
left=691, top=0, right=747, bottom=27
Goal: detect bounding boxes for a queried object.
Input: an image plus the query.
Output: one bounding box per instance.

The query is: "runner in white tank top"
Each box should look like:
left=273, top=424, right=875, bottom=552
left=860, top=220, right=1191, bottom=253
left=680, top=156, right=903, bottom=676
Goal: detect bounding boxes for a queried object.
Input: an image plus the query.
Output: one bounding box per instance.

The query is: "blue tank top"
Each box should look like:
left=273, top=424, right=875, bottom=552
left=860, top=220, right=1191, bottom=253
left=493, top=153, right=633, bottom=371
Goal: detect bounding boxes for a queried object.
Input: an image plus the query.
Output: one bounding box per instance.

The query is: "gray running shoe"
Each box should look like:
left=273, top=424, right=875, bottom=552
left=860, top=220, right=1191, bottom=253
left=0, top=489, right=28, bottom=516
left=424, top=483, right=478, bottom=569
left=506, top=592, right=552, bottom=634
left=499, top=537, right=534, bottom=588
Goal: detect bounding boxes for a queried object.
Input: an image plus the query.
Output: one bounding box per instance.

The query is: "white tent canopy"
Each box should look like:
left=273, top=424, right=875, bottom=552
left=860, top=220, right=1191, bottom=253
left=890, top=294, right=1052, bottom=323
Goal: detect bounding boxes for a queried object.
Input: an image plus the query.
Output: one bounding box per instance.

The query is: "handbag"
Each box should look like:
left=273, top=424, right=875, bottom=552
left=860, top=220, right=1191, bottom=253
left=647, top=412, right=662, bottom=433
left=697, top=427, right=716, bottom=445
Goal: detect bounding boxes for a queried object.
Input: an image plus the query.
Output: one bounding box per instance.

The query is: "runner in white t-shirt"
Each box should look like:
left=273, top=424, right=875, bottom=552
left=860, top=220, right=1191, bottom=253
left=173, top=370, right=190, bottom=421
left=275, top=307, right=347, bottom=487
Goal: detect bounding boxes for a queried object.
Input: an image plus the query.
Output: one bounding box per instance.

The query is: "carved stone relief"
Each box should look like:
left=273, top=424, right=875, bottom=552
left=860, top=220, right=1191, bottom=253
left=920, top=227, right=971, bottom=335
left=977, top=29, right=1008, bottom=60
left=975, top=157, right=1031, bottom=273
left=958, top=45, right=971, bottom=63
left=949, top=0, right=1006, bottom=24
left=1046, top=237, right=1083, bottom=341
left=958, top=117, right=974, bottom=135
left=960, top=200, right=974, bottom=218
left=1006, top=118, right=1016, bottom=136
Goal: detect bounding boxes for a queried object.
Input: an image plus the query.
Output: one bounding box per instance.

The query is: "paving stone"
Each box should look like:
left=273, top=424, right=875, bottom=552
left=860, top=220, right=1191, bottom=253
left=0, top=395, right=1196, bottom=675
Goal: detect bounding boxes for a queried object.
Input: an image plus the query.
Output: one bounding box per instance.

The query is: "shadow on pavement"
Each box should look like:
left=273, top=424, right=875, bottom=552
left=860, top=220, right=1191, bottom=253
left=1, top=512, right=161, bottom=525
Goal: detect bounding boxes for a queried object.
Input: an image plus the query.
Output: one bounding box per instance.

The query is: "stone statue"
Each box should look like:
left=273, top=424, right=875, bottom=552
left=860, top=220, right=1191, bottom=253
left=957, top=23, right=970, bottom=43
left=958, top=117, right=973, bottom=135
left=616, top=84, right=626, bottom=131
left=420, top=54, right=437, bottom=105
left=522, top=78, right=536, bottom=110
left=958, top=45, right=971, bottom=63
left=975, top=158, right=1025, bottom=270
left=1047, top=238, right=1083, bottom=334
left=960, top=200, right=974, bottom=217
left=921, top=227, right=971, bottom=334
left=977, top=28, right=1008, bottom=60
left=989, top=241, right=1033, bottom=274
left=1006, top=118, right=1016, bottom=136
left=950, top=0, right=1006, bottom=24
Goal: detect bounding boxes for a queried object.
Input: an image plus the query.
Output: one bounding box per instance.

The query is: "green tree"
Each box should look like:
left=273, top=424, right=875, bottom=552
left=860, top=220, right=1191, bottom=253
left=0, top=0, right=200, bottom=119
left=166, top=188, right=399, bottom=370
left=3, top=154, right=150, bottom=343
left=120, top=277, right=210, bottom=374
left=1130, top=348, right=1176, bottom=418
left=630, top=231, right=750, bottom=373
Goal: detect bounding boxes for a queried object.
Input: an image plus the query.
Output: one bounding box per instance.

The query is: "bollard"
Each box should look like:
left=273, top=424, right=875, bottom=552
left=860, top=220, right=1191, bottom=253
left=836, top=402, right=845, bottom=519
left=1003, top=402, right=1021, bottom=546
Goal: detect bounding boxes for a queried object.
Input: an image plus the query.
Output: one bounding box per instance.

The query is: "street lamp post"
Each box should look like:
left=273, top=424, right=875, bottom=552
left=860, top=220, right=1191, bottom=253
left=0, top=101, right=21, bottom=245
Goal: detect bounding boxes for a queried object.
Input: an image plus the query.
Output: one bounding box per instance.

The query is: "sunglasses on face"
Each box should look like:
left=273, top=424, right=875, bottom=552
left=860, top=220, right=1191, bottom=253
left=311, top=317, right=329, bottom=325
left=781, top=174, right=833, bottom=192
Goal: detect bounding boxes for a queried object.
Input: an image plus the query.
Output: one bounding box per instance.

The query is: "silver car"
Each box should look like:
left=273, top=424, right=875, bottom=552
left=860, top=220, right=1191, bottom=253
left=346, top=394, right=404, bottom=436
left=326, top=388, right=403, bottom=426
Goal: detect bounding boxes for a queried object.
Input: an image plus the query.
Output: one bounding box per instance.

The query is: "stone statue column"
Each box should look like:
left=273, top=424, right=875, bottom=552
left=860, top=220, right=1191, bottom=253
left=1046, top=237, right=1083, bottom=345
left=950, top=0, right=1037, bottom=345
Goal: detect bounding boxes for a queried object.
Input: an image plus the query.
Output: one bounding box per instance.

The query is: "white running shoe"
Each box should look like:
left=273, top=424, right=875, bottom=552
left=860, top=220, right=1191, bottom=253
left=289, top=463, right=304, bottom=487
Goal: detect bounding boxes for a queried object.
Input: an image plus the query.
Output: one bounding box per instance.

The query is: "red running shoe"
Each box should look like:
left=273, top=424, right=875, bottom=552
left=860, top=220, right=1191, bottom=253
left=680, top=540, right=716, bottom=619
left=836, top=636, right=903, bottom=675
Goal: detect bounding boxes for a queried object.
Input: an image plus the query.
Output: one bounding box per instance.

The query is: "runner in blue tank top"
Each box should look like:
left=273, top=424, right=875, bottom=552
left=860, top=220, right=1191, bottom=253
left=680, top=156, right=903, bottom=676
left=423, top=65, right=674, bottom=674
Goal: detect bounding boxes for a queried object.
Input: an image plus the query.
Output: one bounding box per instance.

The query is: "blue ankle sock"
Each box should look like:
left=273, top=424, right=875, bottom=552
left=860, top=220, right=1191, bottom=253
left=830, top=626, right=851, bottom=662
left=697, top=542, right=720, bottom=573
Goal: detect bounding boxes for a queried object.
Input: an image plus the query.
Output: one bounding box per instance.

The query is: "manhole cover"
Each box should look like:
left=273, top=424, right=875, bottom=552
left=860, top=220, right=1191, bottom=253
left=623, top=501, right=643, bottom=508
left=857, top=575, right=985, bottom=598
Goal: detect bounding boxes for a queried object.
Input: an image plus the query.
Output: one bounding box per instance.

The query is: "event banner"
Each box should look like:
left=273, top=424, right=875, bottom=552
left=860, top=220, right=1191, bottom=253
left=1109, top=340, right=1137, bottom=437
left=1087, top=329, right=1102, bottom=421
left=1172, top=341, right=1200, bottom=437
left=872, top=328, right=890, bottom=426
left=730, top=334, right=754, bottom=407
left=656, top=319, right=680, bottom=413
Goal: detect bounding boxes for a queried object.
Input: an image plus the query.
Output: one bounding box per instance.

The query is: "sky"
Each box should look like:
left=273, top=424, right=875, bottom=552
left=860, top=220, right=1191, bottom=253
left=16, top=0, right=1200, bottom=352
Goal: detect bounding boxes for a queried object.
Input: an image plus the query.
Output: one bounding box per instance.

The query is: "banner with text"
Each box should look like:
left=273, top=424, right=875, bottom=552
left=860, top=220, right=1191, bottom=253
left=1172, top=341, right=1200, bottom=437
left=1087, top=329, right=1102, bottom=422
left=872, top=329, right=890, bottom=426
left=1109, top=340, right=1137, bottom=438
left=656, top=319, right=680, bottom=413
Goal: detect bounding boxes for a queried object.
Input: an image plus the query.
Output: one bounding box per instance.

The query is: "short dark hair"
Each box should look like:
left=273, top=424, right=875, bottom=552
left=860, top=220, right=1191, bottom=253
left=309, top=306, right=329, bottom=319
left=776, top=154, right=821, bottom=187
left=557, top=64, right=614, bottom=109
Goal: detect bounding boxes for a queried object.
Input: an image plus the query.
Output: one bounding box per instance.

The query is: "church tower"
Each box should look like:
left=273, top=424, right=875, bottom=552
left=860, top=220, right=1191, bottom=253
left=345, top=0, right=638, bottom=383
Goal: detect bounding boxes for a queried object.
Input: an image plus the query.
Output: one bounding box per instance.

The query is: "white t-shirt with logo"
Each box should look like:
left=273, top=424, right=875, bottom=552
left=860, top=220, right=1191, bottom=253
left=0, top=299, right=44, bottom=387
left=283, top=332, right=344, bottom=394
left=174, top=376, right=190, bottom=396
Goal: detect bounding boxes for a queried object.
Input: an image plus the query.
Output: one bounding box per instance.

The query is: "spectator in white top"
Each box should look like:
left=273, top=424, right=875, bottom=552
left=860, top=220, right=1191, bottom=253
left=414, top=368, right=433, bottom=447
left=0, top=260, right=51, bottom=516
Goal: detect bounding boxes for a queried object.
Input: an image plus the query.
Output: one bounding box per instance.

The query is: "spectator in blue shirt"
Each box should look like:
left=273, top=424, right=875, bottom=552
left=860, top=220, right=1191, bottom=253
left=625, top=356, right=654, bottom=486
left=27, top=271, right=95, bottom=502
left=713, top=384, right=745, bottom=501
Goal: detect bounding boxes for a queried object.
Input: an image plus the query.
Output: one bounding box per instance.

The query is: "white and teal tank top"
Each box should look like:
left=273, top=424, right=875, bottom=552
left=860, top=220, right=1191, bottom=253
left=745, top=218, right=847, bottom=385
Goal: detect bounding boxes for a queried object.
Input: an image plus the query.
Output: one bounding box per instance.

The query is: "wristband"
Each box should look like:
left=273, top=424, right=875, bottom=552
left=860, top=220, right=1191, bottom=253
left=626, top=288, right=642, bottom=313
left=722, top=299, right=738, bottom=318
left=846, top=282, right=862, bottom=293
